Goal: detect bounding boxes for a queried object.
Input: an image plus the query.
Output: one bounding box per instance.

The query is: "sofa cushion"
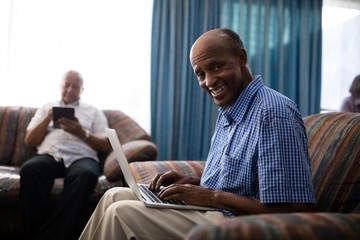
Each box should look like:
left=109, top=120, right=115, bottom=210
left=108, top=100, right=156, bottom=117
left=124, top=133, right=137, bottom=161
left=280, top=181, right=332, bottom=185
left=103, top=110, right=151, bottom=143
left=103, top=140, right=158, bottom=182
left=303, top=112, right=360, bottom=213
left=0, top=165, right=122, bottom=207
left=185, top=213, right=360, bottom=240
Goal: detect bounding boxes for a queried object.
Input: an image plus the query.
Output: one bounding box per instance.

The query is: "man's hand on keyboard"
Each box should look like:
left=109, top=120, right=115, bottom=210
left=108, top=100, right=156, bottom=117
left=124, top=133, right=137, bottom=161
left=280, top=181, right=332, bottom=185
left=157, top=184, right=216, bottom=207
left=148, top=170, right=200, bottom=192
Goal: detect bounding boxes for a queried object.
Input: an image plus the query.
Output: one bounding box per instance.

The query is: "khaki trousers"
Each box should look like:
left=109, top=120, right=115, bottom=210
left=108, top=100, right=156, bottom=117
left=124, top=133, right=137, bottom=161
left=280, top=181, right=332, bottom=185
left=79, top=187, right=225, bottom=240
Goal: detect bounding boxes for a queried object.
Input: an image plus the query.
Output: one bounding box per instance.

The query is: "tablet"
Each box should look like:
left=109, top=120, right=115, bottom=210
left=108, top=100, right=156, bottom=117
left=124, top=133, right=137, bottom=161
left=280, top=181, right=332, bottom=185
left=53, top=107, right=75, bottom=128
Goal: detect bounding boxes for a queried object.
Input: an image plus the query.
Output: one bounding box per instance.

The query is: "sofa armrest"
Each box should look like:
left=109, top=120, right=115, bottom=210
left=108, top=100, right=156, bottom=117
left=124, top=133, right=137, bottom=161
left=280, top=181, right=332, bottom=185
left=103, top=140, right=158, bottom=182
left=129, top=160, right=206, bottom=184
left=185, top=212, right=360, bottom=240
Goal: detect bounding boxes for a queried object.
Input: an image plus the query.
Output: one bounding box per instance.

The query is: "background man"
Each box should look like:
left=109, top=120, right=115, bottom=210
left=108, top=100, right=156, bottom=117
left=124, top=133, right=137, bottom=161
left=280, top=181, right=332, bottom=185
left=20, top=70, right=111, bottom=240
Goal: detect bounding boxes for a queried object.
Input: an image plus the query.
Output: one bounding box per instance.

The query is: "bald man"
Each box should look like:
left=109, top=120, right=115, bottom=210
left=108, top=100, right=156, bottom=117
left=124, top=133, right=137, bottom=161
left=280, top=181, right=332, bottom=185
left=20, top=70, right=111, bottom=240
left=79, top=28, right=316, bottom=240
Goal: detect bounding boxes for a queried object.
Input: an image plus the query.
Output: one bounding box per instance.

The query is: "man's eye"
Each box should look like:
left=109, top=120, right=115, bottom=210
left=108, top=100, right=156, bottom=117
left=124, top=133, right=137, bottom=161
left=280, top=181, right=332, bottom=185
left=197, top=73, right=205, bottom=80
left=214, top=65, right=222, bottom=70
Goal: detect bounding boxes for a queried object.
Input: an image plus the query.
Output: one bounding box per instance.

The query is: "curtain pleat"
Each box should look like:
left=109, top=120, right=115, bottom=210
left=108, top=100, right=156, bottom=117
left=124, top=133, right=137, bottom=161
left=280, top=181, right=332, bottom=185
left=151, top=0, right=221, bottom=160
left=151, top=0, right=322, bottom=160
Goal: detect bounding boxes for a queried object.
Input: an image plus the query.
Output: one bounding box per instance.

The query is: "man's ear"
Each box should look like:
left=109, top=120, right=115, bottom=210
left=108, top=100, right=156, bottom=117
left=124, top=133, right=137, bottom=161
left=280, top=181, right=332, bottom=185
left=239, top=49, right=248, bottom=66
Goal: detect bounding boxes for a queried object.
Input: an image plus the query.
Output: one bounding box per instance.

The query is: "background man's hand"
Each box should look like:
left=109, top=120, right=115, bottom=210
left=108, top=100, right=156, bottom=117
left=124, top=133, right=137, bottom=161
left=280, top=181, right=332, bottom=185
left=58, top=117, right=84, bottom=138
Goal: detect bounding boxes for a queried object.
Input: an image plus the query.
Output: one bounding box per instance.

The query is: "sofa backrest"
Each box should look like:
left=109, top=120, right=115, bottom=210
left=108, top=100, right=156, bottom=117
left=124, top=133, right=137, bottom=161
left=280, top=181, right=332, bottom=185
left=103, top=109, right=150, bottom=143
left=130, top=112, right=360, bottom=213
left=0, top=106, right=151, bottom=167
left=304, top=112, right=360, bottom=213
left=0, top=107, right=37, bottom=167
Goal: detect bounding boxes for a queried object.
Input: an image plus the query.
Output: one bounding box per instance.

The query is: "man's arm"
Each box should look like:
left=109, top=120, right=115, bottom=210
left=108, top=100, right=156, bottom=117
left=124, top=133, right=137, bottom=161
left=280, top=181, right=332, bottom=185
left=158, top=184, right=315, bottom=215
left=149, top=171, right=314, bottom=215
left=25, top=109, right=52, bottom=147
left=210, top=188, right=314, bottom=214
left=79, top=128, right=111, bottom=153
left=58, top=117, right=111, bottom=153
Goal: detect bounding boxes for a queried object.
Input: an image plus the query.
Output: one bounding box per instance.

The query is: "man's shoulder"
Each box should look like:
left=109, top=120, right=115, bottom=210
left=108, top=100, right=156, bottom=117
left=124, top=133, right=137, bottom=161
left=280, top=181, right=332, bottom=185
left=77, top=102, right=106, bottom=120
left=342, top=96, right=352, bottom=103
left=36, top=101, right=59, bottom=110
left=257, top=87, right=295, bottom=106
left=78, top=101, right=101, bottom=110
left=254, top=87, right=301, bottom=119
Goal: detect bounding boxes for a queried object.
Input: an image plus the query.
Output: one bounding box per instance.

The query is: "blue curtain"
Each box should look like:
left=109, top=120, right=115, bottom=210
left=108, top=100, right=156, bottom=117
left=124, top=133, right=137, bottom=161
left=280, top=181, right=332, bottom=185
left=221, top=0, right=322, bottom=115
left=151, top=0, right=322, bottom=160
left=151, top=0, right=221, bottom=160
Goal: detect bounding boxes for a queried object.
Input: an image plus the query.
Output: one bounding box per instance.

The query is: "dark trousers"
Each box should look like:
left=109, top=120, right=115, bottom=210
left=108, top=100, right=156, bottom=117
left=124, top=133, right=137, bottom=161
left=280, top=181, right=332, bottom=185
left=20, top=154, right=100, bottom=240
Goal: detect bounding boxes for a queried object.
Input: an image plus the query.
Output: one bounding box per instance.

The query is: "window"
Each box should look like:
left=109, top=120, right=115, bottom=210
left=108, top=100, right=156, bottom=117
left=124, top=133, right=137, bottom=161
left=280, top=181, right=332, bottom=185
left=321, top=1, right=360, bottom=111
left=0, top=0, right=153, bottom=133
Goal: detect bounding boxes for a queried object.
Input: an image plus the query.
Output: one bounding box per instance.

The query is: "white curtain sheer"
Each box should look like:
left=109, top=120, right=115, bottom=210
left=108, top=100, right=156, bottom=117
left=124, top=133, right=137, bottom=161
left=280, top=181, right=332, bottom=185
left=0, top=0, right=152, bottom=133
left=321, top=3, right=360, bottom=111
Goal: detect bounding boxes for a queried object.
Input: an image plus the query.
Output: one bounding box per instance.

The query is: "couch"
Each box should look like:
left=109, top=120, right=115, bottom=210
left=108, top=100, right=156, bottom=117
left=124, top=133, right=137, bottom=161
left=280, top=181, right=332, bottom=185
left=0, top=106, right=158, bottom=239
left=129, top=112, right=360, bottom=239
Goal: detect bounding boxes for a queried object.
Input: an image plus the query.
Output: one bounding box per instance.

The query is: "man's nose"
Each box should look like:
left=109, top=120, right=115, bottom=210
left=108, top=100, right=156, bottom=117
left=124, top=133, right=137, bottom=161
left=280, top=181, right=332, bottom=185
left=205, top=74, right=216, bottom=88
left=66, top=85, right=77, bottom=91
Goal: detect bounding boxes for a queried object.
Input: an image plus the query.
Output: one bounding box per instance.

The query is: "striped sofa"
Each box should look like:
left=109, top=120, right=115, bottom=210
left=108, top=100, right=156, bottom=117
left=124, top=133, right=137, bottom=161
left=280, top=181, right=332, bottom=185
left=0, top=106, right=157, bottom=238
left=129, top=112, right=360, bottom=239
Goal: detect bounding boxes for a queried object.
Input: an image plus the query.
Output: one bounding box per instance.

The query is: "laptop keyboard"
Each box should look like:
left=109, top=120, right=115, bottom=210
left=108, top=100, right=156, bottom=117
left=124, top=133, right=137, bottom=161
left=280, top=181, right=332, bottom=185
left=139, top=184, right=187, bottom=205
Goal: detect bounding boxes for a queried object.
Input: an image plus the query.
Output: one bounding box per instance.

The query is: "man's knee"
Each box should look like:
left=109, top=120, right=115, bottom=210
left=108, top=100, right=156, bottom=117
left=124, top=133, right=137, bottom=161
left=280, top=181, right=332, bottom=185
left=106, top=200, right=144, bottom=220
left=20, top=157, right=42, bottom=178
left=104, top=187, right=137, bottom=202
left=66, top=169, right=98, bottom=187
left=68, top=159, right=100, bottom=177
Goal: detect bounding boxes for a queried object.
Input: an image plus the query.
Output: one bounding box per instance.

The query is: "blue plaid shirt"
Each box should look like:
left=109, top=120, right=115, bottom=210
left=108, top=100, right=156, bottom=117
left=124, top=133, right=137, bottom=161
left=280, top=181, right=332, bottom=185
left=200, top=76, right=316, bottom=216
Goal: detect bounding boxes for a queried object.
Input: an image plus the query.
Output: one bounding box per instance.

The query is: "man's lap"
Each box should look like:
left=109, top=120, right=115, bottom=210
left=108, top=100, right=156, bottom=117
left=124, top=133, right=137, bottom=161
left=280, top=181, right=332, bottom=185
left=101, top=187, right=225, bottom=238
left=21, top=154, right=100, bottom=179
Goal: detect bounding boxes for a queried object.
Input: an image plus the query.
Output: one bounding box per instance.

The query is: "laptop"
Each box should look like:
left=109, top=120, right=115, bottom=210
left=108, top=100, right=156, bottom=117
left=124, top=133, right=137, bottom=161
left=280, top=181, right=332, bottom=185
left=105, top=127, right=218, bottom=211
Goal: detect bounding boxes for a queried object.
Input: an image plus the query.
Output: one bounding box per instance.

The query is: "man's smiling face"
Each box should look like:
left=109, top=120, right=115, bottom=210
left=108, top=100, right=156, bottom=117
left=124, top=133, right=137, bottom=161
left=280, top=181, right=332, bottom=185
left=190, top=30, right=248, bottom=108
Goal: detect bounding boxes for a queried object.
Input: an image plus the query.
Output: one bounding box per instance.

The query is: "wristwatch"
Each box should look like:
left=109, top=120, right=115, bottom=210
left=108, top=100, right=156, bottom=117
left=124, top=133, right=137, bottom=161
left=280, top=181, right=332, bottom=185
left=83, top=129, right=91, bottom=140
